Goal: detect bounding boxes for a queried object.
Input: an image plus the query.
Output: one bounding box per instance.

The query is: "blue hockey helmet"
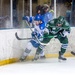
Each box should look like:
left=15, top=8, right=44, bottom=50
left=39, top=22, right=46, bottom=30
left=34, top=14, right=41, bottom=21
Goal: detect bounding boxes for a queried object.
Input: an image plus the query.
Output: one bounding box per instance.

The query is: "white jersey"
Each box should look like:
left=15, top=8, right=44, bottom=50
left=34, top=25, right=44, bottom=36
left=32, top=24, right=45, bottom=42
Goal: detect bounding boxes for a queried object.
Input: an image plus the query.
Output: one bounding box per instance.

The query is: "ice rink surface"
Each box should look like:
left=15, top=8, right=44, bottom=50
left=0, top=57, right=75, bottom=75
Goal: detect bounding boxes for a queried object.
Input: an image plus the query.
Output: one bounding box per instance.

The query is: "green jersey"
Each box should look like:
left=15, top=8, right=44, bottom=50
left=46, top=18, right=70, bottom=35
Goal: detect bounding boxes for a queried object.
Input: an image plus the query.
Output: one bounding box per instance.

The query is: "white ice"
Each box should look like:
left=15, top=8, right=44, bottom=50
left=0, top=57, right=75, bottom=75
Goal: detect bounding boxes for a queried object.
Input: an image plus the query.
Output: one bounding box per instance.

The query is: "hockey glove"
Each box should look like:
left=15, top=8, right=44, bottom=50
left=32, top=32, right=37, bottom=37
left=22, top=16, right=32, bottom=23
left=60, top=30, right=69, bottom=37
left=22, top=16, right=28, bottom=20
left=63, top=31, right=69, bottom=37
left=44, top=28, right=49, bottom=34
left=31, top=31, right=40, bottom=38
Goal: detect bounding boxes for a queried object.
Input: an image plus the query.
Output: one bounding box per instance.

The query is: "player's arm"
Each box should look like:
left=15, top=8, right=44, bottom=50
left=22, top=16, right=35, bottom=23
left=64, top=20, right=71, bottom=33
left=60, top=21, right=71, bottom=37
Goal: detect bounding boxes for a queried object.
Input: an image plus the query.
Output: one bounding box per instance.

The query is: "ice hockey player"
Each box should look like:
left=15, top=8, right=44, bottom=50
left=35, top=16, right=71, bottom=61
left=32, top=4, right=55, bottom=60
left=32, top=4, right=54, bottom=60
left=20, top=5, right=46, bottom=61
left=20, top=21, right=46, bottom=61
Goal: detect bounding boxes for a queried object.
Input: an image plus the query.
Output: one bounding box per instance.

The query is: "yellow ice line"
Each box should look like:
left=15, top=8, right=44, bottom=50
left=0, top=52, right=74, bottom=66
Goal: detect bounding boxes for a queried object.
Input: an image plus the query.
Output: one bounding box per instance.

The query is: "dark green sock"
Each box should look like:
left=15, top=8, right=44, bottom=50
left=36, top=47, right=42, bottom=54
left=60, top=48, right=66, bottom=55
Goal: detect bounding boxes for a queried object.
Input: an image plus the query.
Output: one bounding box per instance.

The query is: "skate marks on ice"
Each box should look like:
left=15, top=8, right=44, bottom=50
left=0, top=57, right=75, bottom=75
left=18, top=57, right=75, bottom=64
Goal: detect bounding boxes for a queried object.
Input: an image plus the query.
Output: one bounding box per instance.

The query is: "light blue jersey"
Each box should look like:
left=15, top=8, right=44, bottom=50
left=41, top=12, right=53, bottom=24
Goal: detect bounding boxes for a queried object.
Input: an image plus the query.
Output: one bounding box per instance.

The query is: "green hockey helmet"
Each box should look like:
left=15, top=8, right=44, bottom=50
left=57, top=16, right=65, bottom=24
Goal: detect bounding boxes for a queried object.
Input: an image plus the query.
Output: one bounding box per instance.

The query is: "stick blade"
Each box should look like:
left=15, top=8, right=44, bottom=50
left=15, top=32, right=31, bottom=40
left=15, top=32, right=22, bottom=40
left=71, top=51, right=75, bottom=55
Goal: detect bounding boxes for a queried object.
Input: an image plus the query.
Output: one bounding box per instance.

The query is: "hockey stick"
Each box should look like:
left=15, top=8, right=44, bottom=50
left=15, top=32, right=54, bottom=40
left=71, top=51, right=75, bottom=56
left=15, top=20, right=54, bottom=45
left=25, top=20, right=51, bottom=45
left=15, top=32, right=32, bottom=40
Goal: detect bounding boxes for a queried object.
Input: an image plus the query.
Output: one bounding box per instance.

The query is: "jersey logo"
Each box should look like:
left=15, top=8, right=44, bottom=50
left=52, top=27, right=56, bottom=30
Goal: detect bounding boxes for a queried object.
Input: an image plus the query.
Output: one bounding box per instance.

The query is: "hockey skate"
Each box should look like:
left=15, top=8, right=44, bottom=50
left=40, top=55, right=46, bottom=59
left=58, top=51, right=67, bottom=62
left=20, top=56, right=27, bottom=62
left=32, top=54, right=39, bottom=61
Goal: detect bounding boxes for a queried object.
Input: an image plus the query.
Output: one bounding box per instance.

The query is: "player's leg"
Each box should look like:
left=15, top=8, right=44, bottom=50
left=58, top=36, right=68, bottom=61
left=20, top=42, right=33, bottom=61
left=32, top=38, right=51, bottom=61
left=32, top=48, right=40, bottom=60
left=32, top=45, right=46, bottom=61
left=33, top=34, right=52, bottom=61
left=39, top=37, right=52, bottom=59
left=39, top=49, right=46, bottom=59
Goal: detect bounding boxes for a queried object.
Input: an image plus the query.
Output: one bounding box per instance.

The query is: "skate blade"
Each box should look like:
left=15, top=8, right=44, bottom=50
left=32, top=58, right=39, bottom=61
left=58, top=59, right=66, bottom=62
left=19, top=59, right=25, bottom=62
left=19, top=58, right=26, bottom=62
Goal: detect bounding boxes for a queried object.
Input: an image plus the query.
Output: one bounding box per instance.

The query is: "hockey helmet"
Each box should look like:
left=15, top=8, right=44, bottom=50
left=57, top=16, right=65, bottom=24
left=42, top=4, right=49, bottom=10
